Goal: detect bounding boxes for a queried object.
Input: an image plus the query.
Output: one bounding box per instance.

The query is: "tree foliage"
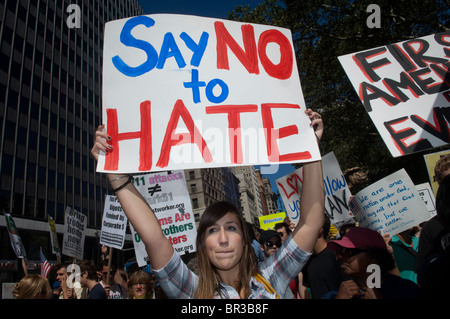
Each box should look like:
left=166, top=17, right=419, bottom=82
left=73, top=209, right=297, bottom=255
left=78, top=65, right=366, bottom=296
left=228, top=0, right=449, bottom=185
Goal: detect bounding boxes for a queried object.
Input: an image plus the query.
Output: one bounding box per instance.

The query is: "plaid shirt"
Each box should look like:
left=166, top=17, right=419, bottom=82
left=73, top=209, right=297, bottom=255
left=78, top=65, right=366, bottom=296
left=153, top=235, right=311, bottom=299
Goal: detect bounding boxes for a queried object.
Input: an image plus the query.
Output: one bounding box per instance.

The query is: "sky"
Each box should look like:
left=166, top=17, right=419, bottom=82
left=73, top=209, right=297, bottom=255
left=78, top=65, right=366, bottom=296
left=137, top=0, right=265, bottom=19
left=135, top=0, right=298, bottom=200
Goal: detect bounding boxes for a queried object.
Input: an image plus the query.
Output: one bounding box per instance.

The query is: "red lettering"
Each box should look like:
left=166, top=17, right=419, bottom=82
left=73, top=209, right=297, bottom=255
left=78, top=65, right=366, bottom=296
left=105, top=101, right=152, bottom=171
left=261, top=103, right=311, bottom=162
left=215, top=21, right=259, bottom=75
left=258, top=29, right=293, bottom=80
left=205, top=104, right=258, bottom=164
left=156, top=99, right=213, bottom=168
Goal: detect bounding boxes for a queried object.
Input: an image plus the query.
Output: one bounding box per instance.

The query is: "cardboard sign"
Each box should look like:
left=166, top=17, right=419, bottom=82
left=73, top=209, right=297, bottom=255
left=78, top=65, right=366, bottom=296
left=98, top=14, right=320, bottom=173
left=350, top=169, right=431, bottom=236
left=258, top=212, right=287, bottom=230
left=100, top=195, right=128, bottom=249
left=48, top=216, right=61, bottom=257
left=415, top=182, right=437, bottom=217
left=132, top=170, right=197, bottom=255
left=62, top=207, right=86, bottom=260
left=276, top=152, right=354, bottom=228
left=339, top=32, right=450, bottom=157
left=4, top=212, right=27, bottom=259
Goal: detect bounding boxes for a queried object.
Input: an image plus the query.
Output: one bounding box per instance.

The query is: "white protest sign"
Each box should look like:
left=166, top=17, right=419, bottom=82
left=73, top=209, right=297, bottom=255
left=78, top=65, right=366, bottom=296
left=276, top=152, right=354, bottom=228
left=62, top=207, right=87, bottom=260
left=129, top=222, right=149, bottom=268
left=100, top=195, right=128, bottom=249
left=350, top=169, right=431, bottom=236
left=338, top=32, right=450, bottom=157
left=4, top=212, right=27, bottom=259
left=415, top=182, right=437, bottom=218
left=97, top=14, right=320, bottom=173
left=132, top=170, right=197, bottom=255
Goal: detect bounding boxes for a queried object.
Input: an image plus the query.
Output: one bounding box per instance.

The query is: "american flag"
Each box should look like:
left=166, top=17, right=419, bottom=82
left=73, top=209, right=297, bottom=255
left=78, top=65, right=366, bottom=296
left=40, top=249, right=51, bottom=278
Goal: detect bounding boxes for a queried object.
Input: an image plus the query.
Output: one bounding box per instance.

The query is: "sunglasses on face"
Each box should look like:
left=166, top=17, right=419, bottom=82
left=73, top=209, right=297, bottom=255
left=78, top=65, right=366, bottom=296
left=264, top=241, right=282, bottom=248
left=335, top=248, right=367, bottom=258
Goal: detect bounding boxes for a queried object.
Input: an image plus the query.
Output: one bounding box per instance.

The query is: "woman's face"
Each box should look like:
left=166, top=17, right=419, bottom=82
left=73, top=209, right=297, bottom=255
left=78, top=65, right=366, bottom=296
left=204, top=212, right=244, bottom=273
left=132, top=282, right=147, bottom=298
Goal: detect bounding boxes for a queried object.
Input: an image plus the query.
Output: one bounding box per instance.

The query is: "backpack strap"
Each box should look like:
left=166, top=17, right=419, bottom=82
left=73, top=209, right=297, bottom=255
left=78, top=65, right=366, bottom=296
left=253, top=273, right=280, bottom=299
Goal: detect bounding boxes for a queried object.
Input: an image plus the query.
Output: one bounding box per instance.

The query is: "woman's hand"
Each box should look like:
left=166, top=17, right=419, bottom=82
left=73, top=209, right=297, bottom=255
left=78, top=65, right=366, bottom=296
left=91, top=124, right=112, bottom=161
left=305, top=109, right=323, bottom=141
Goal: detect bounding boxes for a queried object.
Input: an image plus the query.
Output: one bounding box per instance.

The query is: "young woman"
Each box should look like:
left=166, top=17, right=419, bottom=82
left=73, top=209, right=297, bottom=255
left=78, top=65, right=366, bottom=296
left=91, top=109, right=324, bottom=299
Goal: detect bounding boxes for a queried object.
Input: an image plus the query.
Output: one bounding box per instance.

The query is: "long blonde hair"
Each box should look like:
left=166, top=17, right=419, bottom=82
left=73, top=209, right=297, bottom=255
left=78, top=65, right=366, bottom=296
left=13, top=274, right=52, bottom=299
left=194, top=201, right=258, bottom=299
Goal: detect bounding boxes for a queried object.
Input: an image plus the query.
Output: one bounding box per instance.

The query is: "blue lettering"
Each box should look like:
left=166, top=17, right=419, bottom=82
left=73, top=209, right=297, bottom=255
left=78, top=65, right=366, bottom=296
left=180, top=32, right=209, bottom=67
left=157, top=32, right=186, bottom=69
left=112, top=16, right=158, bottom=77
left=205, top=78, right=229, bottom=103
left=183, top=69, right=206, bottom=103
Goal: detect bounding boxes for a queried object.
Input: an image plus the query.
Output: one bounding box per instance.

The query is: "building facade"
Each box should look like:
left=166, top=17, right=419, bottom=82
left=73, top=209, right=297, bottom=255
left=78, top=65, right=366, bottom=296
left=0, top=0, right=144, bottom=268
left=184, top=167, right=240, bottom=224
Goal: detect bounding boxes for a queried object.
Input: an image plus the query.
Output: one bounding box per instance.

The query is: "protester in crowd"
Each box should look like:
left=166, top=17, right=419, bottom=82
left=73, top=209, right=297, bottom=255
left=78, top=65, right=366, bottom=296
left=98, top=260, right=128, bottom=299
left=13, top=274, right=51, bottom=299
left=259, top=229, right=296, bottom=299
left=434, top=154, right=450, bottom=185
left=343, top=166, right=370, bottom=194
left=417, top=174, right=450, bottom=298
left=54, top=263, right=83, bottom=299
left=416, top=156, right=450, bottom=272
left=127, top=270, right=155, bottom=299
left=247, top=222, right=264, bottom=262
left=323, top=227, right=420, bottom=299
left=78, top=260, right=107, bottom=299
left=274, top=222, right=292, bottom=243
left=91, top=109, right=324, bottom=299
left=390, top=228, right=419, bottom=283
left=302, top=215, right=347, bottom=298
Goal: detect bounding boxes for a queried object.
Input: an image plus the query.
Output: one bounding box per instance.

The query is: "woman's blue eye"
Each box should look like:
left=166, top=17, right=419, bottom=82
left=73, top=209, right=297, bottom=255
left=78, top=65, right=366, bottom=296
left=208, top=227, right=217, bottom=234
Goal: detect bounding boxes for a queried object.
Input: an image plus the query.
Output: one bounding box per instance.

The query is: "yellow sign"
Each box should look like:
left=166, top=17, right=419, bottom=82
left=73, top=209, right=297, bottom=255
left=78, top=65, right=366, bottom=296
left=258, top=212, right=287, bottom=230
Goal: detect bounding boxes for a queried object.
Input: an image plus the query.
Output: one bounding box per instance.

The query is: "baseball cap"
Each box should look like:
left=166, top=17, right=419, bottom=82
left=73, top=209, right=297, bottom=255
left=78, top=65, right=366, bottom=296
left=259, top=229, right=281, bottom=244
left=327, top=227, right=387, bottom=252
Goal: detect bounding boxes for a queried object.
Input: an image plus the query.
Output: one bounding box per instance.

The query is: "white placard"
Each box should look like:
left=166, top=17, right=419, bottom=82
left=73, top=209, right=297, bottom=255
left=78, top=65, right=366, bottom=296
left=350, top=169, right=431, bottom=236
left=98, top=14, right=320, bottom=173
left=339, top=32, right=450, bottom=157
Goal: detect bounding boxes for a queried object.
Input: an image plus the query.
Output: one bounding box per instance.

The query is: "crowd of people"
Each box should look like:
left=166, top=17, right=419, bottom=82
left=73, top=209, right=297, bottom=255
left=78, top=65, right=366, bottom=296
left=11, top=110, right=450, bottom=299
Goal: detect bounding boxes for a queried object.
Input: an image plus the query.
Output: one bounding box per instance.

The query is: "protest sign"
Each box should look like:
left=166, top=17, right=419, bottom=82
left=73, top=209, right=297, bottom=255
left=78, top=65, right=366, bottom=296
left=4, top=212, right=27, bottom=259
left=129, top=222, right=149, bottom=267
left=100, top=195, right=128, bottom=249
left=132, top=170, right=197, bottom=255
left=62, top=207, right=86, bottom=260
left=423, top=149, right=450, bottom=196
left=415, top=182, right=437, bottom=218
left=350, top=169, right=431, bottom=236
left=47, top=216, right=61, bottom=258
left=276, top=152, right=354, bottom=228
left=97, top=14, right=320, bottom=173
left=338, top=32, right=450, bottom=157
left=258, top=212, right=287, bottom=230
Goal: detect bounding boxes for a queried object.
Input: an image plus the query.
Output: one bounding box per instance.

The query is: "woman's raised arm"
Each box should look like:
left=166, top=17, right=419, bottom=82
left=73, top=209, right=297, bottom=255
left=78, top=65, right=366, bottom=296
left=91, top=125, right=174, bottom=270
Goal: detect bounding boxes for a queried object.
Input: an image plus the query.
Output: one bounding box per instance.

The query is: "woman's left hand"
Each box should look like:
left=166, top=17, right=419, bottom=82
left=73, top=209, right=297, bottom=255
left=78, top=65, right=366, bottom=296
left=305, top=109, right=323, bottom=141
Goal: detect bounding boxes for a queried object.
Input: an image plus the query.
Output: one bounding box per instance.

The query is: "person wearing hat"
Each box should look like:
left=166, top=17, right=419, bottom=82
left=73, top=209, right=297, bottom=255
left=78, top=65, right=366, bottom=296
left=323, top=227, right=420, bottom=299
left=259, top=230, right=283, bottom=259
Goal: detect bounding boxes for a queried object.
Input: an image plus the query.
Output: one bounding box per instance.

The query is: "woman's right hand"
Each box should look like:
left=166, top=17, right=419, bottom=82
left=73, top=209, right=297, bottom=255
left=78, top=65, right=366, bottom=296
left=91, top=124, right=112, bottom=161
